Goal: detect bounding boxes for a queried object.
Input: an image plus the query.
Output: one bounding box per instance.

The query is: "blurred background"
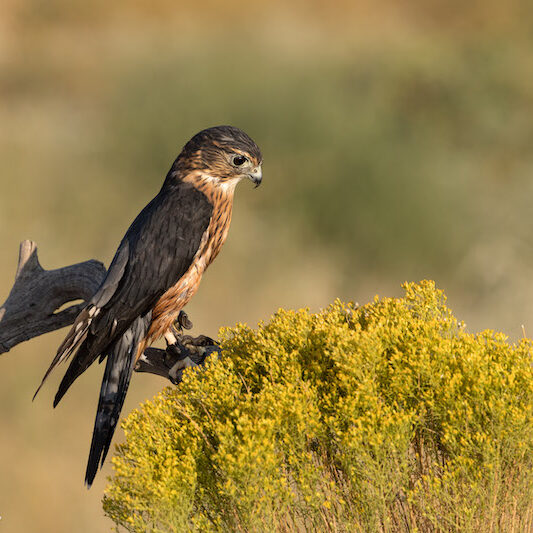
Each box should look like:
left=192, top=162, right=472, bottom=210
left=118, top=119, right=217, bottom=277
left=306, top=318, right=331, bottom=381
left=1, top=0, right=533, bottom=530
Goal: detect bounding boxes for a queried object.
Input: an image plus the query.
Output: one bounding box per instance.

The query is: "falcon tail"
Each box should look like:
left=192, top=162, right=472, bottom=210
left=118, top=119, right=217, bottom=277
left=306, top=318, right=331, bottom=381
left=85, top=314, right=150, bottom=487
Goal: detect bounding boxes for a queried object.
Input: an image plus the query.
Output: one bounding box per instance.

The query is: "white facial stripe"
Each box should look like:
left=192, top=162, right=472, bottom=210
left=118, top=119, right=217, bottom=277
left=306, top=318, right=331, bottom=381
left=200, top=174, right=242, bottom=192
left=199, top=174, right=218, bottom=184
left=220, top=178, right=241, bottom=192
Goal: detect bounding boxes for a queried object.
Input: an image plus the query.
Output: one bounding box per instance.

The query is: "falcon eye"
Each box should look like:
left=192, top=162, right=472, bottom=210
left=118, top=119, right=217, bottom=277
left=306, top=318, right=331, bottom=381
left=232, top=155, right=248, bottom=167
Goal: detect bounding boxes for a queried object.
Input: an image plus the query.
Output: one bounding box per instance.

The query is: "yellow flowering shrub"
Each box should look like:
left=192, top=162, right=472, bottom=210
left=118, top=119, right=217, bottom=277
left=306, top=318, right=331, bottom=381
left=103, top=281, right=533, bottom=532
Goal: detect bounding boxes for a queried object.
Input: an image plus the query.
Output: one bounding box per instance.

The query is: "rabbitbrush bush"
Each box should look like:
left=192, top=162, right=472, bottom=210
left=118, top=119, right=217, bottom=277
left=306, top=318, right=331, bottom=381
left=104, top=281, right=533, bottom=532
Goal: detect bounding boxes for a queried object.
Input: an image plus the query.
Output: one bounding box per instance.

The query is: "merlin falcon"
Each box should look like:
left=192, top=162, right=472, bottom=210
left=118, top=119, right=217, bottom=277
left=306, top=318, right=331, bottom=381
left=35, top=125, right=263, bottom=486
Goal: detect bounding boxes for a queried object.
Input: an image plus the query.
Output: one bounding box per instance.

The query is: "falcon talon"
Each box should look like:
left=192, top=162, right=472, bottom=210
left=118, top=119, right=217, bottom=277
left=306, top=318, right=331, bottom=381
left=193, top=334, right=218, bottom=347
left=173, top=356, right=197, bottom=371
left=164, top=343, right=186, bottom=366
left=179, top=334, right=194, bottom=346
left=174, top=310, right=193, bottom=331
left=169, top=356, right=197, bottom=383
left=169, top=370, right=183, bottom=385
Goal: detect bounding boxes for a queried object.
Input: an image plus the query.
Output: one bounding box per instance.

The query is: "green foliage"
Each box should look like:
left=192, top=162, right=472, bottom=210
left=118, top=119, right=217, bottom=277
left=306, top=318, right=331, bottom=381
left=104, top=281, right=533, bottom=532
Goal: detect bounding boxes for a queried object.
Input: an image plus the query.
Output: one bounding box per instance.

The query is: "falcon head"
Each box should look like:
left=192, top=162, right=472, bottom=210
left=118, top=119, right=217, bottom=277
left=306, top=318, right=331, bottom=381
left=175, top=125, right=263, bottom=189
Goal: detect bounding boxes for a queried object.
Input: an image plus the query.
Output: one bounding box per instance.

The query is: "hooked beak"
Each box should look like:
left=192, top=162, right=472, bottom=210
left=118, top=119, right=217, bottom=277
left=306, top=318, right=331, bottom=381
left=247, top=166, right=262, bottom=188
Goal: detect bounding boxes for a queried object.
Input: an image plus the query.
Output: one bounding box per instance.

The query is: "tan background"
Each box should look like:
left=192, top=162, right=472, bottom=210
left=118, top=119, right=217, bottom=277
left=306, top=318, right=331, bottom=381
left=1, top=1, right=533, bottom=531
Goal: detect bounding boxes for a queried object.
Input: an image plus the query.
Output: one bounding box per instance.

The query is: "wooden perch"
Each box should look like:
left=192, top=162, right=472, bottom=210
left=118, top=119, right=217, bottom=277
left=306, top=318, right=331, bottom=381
left=0, top=240, right=107, bottom=354
left=0, top=240, right=219, bottom=384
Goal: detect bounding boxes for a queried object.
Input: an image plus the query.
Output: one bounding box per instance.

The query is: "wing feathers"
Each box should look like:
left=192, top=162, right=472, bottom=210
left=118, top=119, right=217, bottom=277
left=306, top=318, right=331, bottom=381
left=33, top=240, right=130, bottom=400
left=54, top=340, right=97, bottom=407
left=90, top=240, right=129, bottom=308
left=33, top=305, right=97, bottom=400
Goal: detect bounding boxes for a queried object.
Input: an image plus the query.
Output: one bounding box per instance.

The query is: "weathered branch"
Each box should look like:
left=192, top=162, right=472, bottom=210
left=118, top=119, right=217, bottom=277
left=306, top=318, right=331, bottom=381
left=0, top=240, right=107, bottom=353
left=0, top=240, right=219, bottom=384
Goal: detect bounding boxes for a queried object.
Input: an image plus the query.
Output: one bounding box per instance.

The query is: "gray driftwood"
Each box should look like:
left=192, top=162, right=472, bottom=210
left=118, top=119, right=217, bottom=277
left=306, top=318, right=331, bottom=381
left=0, top=240, right=107, bottom=354
left=0, top=240, right=218, bottom=383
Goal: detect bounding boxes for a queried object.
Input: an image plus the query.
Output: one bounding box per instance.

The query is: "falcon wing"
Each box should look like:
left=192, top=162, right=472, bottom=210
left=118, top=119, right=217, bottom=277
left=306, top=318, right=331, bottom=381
left=36, top=180, right=213, bottom=400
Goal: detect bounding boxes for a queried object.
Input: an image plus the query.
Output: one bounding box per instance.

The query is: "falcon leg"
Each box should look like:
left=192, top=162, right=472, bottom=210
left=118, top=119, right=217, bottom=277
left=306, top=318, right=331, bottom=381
left=163, top=331, right=184, bottom=369
left=164, top=330, right=179, bottom=346
left=163, top=326, right=197, bottom=383
left=165, top=311, right=194, bottom=348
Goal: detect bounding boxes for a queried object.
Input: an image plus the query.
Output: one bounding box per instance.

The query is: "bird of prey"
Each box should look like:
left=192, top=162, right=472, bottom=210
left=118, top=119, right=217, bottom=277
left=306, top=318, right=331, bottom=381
left=35, top=125, right=263, bottom=487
